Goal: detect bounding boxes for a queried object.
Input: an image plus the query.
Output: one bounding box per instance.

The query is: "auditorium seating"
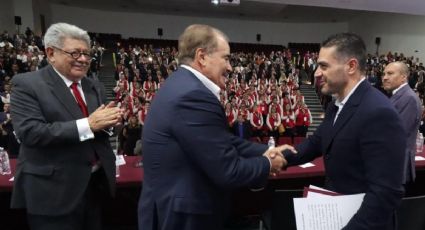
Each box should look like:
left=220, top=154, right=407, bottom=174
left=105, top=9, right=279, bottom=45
left=277, top=136, right=292, bottom=145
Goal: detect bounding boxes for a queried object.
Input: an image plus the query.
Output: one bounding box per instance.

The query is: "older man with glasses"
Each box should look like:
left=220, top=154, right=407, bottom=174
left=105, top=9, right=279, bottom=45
left=10, top=22, right=123, bottom=230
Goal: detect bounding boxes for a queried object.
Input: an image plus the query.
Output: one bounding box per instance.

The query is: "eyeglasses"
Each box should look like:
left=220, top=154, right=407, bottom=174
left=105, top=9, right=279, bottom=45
left=52, top=46, right=92, bottom=59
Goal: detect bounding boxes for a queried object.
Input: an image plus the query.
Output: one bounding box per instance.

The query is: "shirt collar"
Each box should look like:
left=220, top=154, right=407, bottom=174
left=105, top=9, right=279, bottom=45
left=52, top=66, right=81, bottom=87
left=181, top=65, right=221, bottom=100
left=335, top=77, right=366, bottom=108
left=392, top=82, right=408, bottom=96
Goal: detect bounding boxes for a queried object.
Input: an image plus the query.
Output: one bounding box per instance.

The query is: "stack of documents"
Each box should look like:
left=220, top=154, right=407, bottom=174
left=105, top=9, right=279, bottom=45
left=293, top=185, right=364, bottom=230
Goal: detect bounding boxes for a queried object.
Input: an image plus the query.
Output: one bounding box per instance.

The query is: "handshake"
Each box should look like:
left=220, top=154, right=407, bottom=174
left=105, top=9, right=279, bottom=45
left=263, top=144, right=297, bottom=176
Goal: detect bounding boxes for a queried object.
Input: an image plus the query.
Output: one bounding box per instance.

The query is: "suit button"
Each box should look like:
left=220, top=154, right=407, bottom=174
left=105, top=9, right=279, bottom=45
left=324, top=154, right=331, bottom=160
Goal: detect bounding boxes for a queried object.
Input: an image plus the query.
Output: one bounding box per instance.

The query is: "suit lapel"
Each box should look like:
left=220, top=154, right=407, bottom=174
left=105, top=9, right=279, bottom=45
left=329, top=102, right=357, bottom=138
left=321, top=102, right=338, bottom=151
left=81, top=77, right=101, bottom=114
left=390, top=84, right=406, bottom=104
left=181, top=67, right=228, bottom=126
left=323, top=80, right=369, bottom=151
left=45, top=66, right=84, bottom=119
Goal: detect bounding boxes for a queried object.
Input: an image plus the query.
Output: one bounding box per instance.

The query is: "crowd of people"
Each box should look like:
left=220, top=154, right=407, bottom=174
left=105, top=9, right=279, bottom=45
left=113, top=44, right=318, bottom=155
left=2, top=28, right=425, bottom=157
left=0, top=28, right=45, bottom=156
left=111, top=40, right=425, bottom=155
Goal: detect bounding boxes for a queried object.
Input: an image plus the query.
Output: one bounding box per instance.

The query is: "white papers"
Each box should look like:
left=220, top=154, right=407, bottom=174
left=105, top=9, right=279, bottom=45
left=115, top=155, right=126, bottom=166
left=299, top=162, right=315, bottom=168
left=415, top=156, right=425, bottom=161
left=293, top=185, right=364, bottom=230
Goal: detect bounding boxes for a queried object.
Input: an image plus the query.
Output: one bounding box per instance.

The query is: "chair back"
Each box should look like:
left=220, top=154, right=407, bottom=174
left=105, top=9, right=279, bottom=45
left=293, top=136, right=306, bottom=145
left=397, top=195, right=425, bottom=230
left=269, top=189, right=303, bottom=230
left=278, top=137, right=293, bottom=145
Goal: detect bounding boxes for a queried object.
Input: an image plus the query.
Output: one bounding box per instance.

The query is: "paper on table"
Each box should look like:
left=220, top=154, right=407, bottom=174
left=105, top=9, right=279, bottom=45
left=299, top=162, right=315, bottom=168
left=415, top=156, right=425, bottom=161
left=115, top=155, right=126, bottom=166
left=294, top=190, right=364, bottom=230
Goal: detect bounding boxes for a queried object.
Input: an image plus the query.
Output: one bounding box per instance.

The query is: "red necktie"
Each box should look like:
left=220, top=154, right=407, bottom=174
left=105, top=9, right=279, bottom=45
left=70, top=82, right=89, bottom=117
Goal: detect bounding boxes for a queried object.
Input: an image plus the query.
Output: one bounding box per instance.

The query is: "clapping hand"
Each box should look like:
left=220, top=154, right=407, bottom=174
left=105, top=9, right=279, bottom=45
left=88, top=102, right=125, bottom=132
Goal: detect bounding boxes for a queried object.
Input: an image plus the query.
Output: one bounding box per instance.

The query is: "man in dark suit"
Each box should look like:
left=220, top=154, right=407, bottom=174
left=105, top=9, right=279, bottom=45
left=382, top=61, right=423, bottom=185
left=138, top=24, right=295, bottom=230
left=284, top=33, right=406, bottom=230
left=10, top=23, right=123, bottom=230
left=232, top=114, right=252, bottom=140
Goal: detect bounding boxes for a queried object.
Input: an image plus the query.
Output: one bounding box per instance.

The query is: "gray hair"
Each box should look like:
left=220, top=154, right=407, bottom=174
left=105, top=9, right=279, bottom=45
left=43, top=22, right=90, bottom=49
left=177, top=24, right=228, bottom=65
left=393, top=61, right=410, bottom=77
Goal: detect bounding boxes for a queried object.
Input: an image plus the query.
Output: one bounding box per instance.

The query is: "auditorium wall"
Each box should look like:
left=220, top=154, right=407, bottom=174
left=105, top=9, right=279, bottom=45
left=49, top=4, right=347, bottom=46
left=32, top=0, right=53, bottom=36
left=0, top=0, right=16, bottom=33
left=8, top=2, right=425, bottom=62
left=349, top=13, right=425, bottom=62
left=14, top=0, right=35, bottom=31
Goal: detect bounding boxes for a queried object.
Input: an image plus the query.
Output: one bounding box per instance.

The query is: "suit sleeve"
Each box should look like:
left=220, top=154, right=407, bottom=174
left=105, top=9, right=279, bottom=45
left=397, top=94, right=421, bottom=137
left=344, top=106, right=405, bottom=230
left=231, top=135, right=267, bottom=158
left=10, top=75, right=80, bottom=147
left=172, top=89, right=270, bottom=189
left=284, top=109, right=326, bottom=165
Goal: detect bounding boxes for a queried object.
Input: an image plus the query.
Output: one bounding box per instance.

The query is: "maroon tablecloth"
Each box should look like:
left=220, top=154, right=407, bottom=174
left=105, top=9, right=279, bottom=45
left=0, top=156, right=143, bottom=192
left=2, top=152, right=425, bottom=191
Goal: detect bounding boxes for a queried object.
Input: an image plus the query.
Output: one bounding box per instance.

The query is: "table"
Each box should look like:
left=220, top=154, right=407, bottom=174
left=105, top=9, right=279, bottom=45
left=0, top=156, right=143, bottom=191
left=3, top=153, right=425, bottom=190
left=2, top=152, right=425, bottom=229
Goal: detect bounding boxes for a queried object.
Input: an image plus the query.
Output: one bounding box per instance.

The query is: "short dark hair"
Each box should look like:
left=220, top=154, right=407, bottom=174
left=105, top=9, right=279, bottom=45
left=322, top=33, right=367, bottom=73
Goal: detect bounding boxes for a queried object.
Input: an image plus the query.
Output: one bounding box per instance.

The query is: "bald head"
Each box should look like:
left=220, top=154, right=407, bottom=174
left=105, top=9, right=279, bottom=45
left=382, top=61, right=409, bottom=92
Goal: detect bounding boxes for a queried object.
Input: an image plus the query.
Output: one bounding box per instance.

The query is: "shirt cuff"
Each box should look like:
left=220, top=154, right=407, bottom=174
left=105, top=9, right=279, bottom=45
left=264, top=155, right=272, bottom=172
left=76, top=118, right=95, bottom=142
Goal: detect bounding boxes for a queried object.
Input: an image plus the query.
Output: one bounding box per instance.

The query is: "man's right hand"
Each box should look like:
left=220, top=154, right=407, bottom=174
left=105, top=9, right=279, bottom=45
left=263, top=145, right=297, bottom=175
left=88, top=102, right=123, bottom=132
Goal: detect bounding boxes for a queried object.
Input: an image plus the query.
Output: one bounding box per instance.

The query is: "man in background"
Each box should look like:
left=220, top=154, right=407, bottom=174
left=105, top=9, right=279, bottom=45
left=382, top=61, right=422, bottom=185
left=232, top=114, right=252, bottom=140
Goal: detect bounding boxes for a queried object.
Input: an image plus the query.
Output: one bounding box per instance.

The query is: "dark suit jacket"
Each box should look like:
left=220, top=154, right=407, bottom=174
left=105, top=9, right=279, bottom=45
left=10, top=65, right=116, bottom=215
left=138, top=67, right=270, bottom=230
left=285, top=80, right=406, bottom=230
left=232, top=121, right=252, bottom=140
left=390, top=84, right=422, bottom=183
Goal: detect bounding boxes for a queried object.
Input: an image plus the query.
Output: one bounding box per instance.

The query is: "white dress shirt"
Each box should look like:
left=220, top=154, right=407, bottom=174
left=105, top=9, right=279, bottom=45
left=53, top=67, right=94, bottom=141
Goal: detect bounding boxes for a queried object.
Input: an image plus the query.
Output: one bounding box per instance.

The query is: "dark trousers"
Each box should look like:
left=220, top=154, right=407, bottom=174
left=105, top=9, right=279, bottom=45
left=27, top=169, right=108, bottom=230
